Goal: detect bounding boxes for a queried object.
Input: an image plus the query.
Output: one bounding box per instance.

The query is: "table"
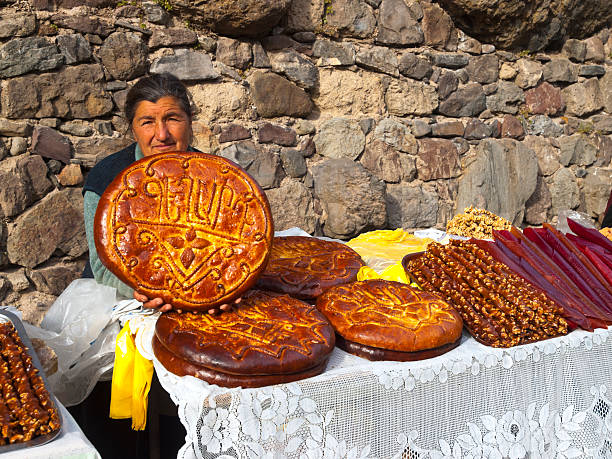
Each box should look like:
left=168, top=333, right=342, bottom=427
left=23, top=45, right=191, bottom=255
left=2, top=402, right=101, bottom=459
left=120, top=227, right=612, bottom=458
left=149, top=324, right=612, bottom=459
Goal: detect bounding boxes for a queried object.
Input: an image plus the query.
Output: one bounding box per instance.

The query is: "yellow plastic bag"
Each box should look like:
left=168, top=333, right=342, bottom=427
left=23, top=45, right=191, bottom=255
left=347, top=229, right=432, bottom=262
left=110, top=323, right=154, bottom=430
left=357, top=263, right=420, bottom=289
left=356, top=266, right=382, bottom=281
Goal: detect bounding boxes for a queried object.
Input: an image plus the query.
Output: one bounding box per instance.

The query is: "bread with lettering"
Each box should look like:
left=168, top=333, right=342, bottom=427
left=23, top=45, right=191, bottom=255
left=94, top=152, right=273, bottom=311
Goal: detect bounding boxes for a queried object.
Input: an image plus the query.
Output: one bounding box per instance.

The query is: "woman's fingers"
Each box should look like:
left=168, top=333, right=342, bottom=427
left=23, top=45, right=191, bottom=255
left=133, top=291, right=149, bottom=302
left=135, top=293, right=170, bottom=311
left=135, top=292, right=241, bottom=314
left=143, top=298, right=164, bottom=309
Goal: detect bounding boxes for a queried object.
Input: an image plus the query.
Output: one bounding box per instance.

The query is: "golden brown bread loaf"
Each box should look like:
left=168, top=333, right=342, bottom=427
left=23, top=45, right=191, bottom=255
left=94, top=152, right=273, bottom=311
left=256, top=236, right=365, bottom=299
left=153, top=290, right=335, bottom=387
left=316, top=279, right=463, bottom=358
left=152, top=337, right=329, bottom=388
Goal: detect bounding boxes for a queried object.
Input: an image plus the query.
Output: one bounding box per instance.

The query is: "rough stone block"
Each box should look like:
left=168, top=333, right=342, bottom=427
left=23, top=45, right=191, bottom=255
left=248, top=72, right=312, bottom=118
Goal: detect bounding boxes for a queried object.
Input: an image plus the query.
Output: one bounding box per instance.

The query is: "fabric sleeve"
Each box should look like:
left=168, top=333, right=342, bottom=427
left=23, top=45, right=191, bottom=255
left=83, top=190, right=134, bottom=299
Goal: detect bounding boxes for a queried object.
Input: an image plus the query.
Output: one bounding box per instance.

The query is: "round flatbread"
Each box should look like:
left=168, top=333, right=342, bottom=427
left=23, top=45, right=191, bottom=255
left=152, top=337, right=330, bottom=388
left=256, top=236, right=365, bottom=299
left=316, top=279, right=463, bottom=355
left=94, top=151, right=273, bottom=311
left=334, top=334, right=461, bottom=362
left=154, top=290, right=335, bottom=383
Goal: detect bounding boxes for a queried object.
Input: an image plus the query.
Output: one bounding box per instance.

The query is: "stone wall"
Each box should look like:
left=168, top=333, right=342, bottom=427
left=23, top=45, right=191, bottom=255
left=0, top=0, right=611, bottom=321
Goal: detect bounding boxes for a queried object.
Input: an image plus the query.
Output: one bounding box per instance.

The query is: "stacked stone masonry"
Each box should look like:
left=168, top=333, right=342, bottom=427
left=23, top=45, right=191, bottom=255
left=0, top=0, right=610, bottom=319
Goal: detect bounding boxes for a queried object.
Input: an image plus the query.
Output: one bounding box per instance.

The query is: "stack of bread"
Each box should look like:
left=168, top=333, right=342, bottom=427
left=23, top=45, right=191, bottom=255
left=255, top=236, right=463, bottom=361
left=95, top=152, right=337, bottom=387
left=152, top=290, right=335, bottom=388
left=317, top=280, right=463, bottom=361
left=255, top=235, right=366, bottom=299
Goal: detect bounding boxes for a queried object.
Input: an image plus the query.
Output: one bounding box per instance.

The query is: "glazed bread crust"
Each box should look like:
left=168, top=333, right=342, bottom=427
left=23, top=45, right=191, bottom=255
left=94, top=152, right=273, bottom=311
left=154, top=290, right=335, bottom=376
left=256, top=236, right=365, bottom=299
left=316, top=279, right=463, bottom=352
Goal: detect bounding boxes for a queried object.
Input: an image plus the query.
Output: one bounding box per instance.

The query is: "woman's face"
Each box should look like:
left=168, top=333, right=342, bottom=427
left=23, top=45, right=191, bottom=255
left=131, top=96, right=192, bottom=157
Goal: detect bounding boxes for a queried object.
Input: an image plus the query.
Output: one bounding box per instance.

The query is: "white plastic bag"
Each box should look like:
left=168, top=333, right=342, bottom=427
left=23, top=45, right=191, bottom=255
left=42, top=321, right=119, bottom=407
left=22, top=279, right=120, bottom=406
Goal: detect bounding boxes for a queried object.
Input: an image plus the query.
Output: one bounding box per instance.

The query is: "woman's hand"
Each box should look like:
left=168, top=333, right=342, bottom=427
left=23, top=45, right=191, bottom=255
left=133, top=292, right=242, bottom=314
left=205, top=297, right=241, bottom=315
left=133, top=291, right=175, bottom=313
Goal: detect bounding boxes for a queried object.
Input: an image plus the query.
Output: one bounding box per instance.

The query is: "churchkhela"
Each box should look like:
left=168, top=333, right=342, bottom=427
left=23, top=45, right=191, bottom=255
left=0, top=322, right=60, bottom=445
left=405, top=239, right=569, bottom=347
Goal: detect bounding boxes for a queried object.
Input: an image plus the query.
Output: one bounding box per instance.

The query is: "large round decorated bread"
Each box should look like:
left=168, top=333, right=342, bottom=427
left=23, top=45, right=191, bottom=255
left=94, top=152, right=273, bottom=311
left=255, top=236, right=365, bottom=300
left=153, top=290, right=335, bottom=387
left=316, top=279, right=463, bottom=361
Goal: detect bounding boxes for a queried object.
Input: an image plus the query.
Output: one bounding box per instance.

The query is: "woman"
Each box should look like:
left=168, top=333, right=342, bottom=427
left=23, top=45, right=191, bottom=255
left=76, top=74, right=232, bottom=458
left=82, top=73, right=235, bottom=314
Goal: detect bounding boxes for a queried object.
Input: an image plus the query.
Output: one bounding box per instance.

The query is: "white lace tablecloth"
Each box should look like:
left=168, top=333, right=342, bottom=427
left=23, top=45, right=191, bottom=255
left=147, top=325, right=612, bottom=459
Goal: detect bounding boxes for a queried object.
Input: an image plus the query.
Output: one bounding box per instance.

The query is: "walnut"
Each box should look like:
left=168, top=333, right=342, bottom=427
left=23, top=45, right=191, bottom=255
left=446, top=206, right=512, bottom=239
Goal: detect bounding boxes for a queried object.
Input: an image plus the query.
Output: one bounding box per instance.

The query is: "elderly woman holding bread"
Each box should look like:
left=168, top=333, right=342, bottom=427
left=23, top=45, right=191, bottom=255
left=82, top=73, right=237, bottom=314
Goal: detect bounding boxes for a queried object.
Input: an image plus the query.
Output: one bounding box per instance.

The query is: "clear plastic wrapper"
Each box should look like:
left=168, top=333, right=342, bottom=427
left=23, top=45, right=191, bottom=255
left=556, top=209, right=597, bottom=234
left=15, top=279, right=120, bottom=407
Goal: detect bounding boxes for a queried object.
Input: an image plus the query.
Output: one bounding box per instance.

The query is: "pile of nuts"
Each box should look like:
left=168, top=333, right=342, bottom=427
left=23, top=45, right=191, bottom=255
left=407, top=240, right=568, bottom=347
left=446, top=207, right=512, bottom=239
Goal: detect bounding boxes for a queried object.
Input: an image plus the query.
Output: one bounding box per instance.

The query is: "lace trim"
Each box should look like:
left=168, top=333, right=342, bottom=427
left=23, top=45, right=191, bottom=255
left=374, top=328, right=610, bottom=392
left=397, top=386, right=612, bottom=459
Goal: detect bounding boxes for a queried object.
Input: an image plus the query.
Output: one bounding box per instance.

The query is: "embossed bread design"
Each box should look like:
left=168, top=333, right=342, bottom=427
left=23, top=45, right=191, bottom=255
left=94, top=152, right=274, bottom=311
left=256, top=236, right=365, bottom=299
left=316, top=279, right=463, bottom=361
left=153, top=290, right=335, bottom=387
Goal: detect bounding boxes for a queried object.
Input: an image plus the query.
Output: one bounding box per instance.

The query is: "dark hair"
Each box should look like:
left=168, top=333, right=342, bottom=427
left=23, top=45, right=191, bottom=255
left=124, top=73, right=192, bottom=126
